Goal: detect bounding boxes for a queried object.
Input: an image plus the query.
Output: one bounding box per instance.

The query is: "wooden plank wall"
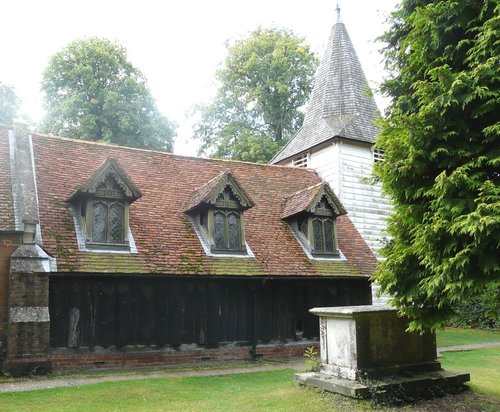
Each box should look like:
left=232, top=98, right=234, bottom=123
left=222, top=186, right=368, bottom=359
left=49, top=276, right=370, bottom=349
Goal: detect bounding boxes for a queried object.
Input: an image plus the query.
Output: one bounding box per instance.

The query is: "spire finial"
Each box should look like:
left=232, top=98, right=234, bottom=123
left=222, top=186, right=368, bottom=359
left=336, top=3, right=341, bottom=23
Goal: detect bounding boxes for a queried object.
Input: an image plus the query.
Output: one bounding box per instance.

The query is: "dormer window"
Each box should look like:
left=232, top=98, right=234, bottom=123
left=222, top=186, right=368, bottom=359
left=68, top=158, right=141, bottom=252
left=282, top=182, right=346, bottom=258
left=199, top=188, right=245, bottom=252
left=186, top=170, right=254, bottom=255
left=296, top=196, right=338, bottom=255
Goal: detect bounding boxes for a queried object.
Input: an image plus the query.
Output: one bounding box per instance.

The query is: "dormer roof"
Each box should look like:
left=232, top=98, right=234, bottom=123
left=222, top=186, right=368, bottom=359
left=185, top=170, right=254, bottom=212
left=281, top=182, right=346, bottom=219
left=271, top=21, right=380, bottom=164
left=67, top=157, right=142, bottom=202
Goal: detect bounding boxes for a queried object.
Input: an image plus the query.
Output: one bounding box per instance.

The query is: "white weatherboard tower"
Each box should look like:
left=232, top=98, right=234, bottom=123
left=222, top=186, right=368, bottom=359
left=270, top=9, right=390, bottom=303
left=271, top=11, right=390, bottom=256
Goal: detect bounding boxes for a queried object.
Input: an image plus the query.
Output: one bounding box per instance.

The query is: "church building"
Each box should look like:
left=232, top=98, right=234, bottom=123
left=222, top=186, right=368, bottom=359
left=0, top=122, right=376, bottom=375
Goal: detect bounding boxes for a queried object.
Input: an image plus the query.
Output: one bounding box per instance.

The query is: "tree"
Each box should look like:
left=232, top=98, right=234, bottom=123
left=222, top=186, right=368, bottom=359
left=193, top=27, right=317, bottom=163
left=374, top=0, right=499, bottom=331
left=41, top=38, right=176, bottom=151
left=0, top=82, right=20, bottom=124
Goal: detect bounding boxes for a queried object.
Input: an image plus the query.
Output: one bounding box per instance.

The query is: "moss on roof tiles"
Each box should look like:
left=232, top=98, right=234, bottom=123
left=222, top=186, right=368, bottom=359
left=178, top=248, right=205, bottom=274
left=310, top=259, right=360, bottom=276
left=208, top=257, right=264, bottom=276
left=79, top=253, right=144, bottom=273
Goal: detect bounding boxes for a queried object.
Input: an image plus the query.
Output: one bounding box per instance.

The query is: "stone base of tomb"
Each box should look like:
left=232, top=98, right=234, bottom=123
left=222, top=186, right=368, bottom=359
left=295, top=369, right=470, bottom=399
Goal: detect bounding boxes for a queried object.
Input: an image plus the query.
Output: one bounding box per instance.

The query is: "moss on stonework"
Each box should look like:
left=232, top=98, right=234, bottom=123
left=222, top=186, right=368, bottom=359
left=79, top=253, right=144, bottom=273
left=207, top=257, right=264, bottom=276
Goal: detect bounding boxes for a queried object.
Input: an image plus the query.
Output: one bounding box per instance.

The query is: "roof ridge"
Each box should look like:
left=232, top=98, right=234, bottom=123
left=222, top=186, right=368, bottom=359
left=283, top=181, right=324, bottom=201
left=190, top=169, right=230, bottom=194
left=27, top=130, right=318, bottom=172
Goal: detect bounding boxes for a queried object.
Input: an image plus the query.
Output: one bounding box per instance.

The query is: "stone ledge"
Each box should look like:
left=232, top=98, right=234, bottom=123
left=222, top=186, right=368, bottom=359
left=295, top=370, right=471, bottom=399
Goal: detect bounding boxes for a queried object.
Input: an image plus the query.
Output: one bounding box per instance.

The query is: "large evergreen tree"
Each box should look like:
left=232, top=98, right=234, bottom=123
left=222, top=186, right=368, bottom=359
left=42, top=38, right=176, bottom=151
left=374, top=0, right=499, bottom=331
left=193, top=27, right=317, bottom=163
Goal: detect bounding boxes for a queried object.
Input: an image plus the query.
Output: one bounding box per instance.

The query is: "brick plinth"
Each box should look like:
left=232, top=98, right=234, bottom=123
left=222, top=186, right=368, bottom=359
left=49, top=342, right=319, bottom=372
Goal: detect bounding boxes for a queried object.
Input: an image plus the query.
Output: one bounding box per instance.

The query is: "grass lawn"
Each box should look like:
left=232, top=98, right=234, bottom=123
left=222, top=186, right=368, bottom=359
left=0, top=369, right=366, bottom=412
left=440, top=347, right=500, bottom=399
left=0, top=347, right=498, bottom=411
left=437, top=327, right=500, bottom=347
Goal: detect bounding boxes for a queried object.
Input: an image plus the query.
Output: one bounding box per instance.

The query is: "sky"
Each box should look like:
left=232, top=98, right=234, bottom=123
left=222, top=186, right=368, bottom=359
left=0, top=0, right=399, bottom=156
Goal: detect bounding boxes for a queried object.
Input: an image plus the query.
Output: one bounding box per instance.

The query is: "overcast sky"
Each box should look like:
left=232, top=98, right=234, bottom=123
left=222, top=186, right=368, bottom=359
left=0, top=0, right=399, bottom=156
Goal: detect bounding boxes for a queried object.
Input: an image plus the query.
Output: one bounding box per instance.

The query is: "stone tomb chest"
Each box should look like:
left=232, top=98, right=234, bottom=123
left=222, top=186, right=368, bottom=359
left=296, top=305, right=470, bottom=398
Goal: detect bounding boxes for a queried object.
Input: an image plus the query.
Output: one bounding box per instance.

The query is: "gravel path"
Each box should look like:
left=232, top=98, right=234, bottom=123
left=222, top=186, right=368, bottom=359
left=437, top=342, right=500, bottom=353
left=1, top=342, right=498, bottom=394
left=0, top=359, right=306, bottom=393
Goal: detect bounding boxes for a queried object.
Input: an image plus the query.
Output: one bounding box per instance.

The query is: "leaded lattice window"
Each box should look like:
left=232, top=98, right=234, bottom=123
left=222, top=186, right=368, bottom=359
left=92, top=201, right=107, bottom=243
left=91, top=200, right=125, bottom=244
left=227, top=213, right=241, bottom=250
left=212, top=210, right=243, bottom=251
left=312, top=217, right=335, bottom=254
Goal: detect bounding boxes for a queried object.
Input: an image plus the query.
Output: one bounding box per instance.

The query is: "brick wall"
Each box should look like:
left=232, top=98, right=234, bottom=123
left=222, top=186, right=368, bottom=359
left=49, top=342, right=319, bottom=372
left=0, top=234, right=21, bottom=353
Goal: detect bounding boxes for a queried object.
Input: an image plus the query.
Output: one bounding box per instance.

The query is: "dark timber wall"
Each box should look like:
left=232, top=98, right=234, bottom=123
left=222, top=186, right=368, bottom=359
left=49, top=275, right=371, bottom=351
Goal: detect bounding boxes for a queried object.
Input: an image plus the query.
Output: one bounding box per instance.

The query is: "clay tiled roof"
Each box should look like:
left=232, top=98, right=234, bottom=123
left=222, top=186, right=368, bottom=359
left=1, top=126, right=377, bottom=277
left=271, top=22, right=380, bottom=164
left=281, top=182, right=346, bottom=219
left=0, top=125, right=15, bottom=231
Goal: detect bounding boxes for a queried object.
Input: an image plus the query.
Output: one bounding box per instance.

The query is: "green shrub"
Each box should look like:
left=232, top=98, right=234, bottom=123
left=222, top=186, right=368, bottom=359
left=448, top=285, right=500, bottom=330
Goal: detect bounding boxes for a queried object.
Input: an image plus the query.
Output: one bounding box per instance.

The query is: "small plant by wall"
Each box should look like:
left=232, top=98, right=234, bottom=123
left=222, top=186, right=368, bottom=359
left=303, top=346, right=320, bottom=372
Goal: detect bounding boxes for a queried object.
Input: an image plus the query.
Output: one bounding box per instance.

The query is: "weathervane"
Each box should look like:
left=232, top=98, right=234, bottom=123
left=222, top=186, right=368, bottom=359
left=336, top=3, right=341, bottom=23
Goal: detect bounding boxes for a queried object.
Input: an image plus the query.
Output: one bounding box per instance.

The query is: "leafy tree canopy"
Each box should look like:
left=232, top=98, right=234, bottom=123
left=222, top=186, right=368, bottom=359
left=374, top=0, right=499, bottom=331
left=193, top=27, right=318, bottom=163
left=0, top=82, right=20, bottom=124
left=41, top=37, right=176, bottom=151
